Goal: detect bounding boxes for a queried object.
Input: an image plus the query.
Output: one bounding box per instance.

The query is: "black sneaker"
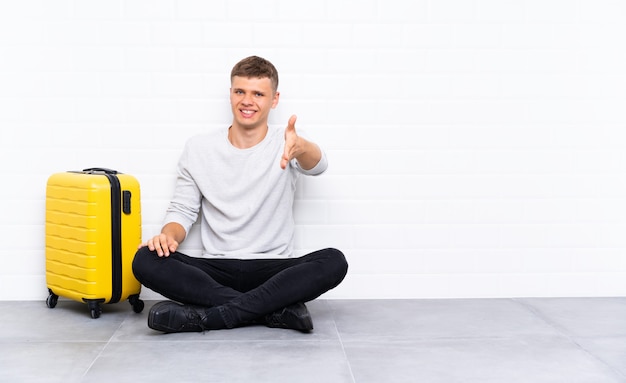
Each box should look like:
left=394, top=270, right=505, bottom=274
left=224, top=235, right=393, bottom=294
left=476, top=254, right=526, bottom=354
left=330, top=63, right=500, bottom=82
left=148, top=301, right=207, bottom=333
left=263, top=302, right=314, bottom=333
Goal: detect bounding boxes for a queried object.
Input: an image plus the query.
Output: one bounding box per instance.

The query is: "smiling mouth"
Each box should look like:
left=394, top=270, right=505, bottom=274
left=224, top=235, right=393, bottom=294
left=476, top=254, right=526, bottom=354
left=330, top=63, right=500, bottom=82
left=240, top=109, right=256, bottom=117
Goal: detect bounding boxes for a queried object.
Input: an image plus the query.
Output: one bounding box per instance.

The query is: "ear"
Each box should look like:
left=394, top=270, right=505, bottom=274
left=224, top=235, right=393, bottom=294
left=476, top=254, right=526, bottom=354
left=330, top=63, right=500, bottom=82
left=271, top=91, right=280, bottom=109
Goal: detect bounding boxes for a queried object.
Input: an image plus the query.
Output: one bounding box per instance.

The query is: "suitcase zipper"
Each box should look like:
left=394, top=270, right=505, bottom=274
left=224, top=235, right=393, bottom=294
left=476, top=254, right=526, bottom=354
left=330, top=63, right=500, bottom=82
left=103, top=172, right=123, bottom=304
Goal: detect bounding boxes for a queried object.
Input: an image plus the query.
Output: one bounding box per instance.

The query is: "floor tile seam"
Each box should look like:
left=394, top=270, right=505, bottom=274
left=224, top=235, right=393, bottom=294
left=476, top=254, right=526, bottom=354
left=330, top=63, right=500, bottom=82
left=512, top=298, right=574, bottom=337
left=0, top=340, right=111, bottom=345
left=572, top=334, right=626, bottom=340
left=337, top=334, right=569, bottom=344
left=80, top=317, right=128, bottom=380
left=566, top=334, right=626, bottom=381
left=81, top=345, right=106, bottom=381
left=513, top=298, right=626, bottom=381
left=567, top=338, right=626, bottom=381
left=330, top=304, right=357, bottom=383
left=105, top=338, right=342, bottom=344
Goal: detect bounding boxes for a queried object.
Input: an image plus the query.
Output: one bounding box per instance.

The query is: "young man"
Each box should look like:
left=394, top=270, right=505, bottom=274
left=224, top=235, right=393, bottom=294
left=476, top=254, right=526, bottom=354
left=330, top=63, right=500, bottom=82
left=132, top=56, right=348, bottom=333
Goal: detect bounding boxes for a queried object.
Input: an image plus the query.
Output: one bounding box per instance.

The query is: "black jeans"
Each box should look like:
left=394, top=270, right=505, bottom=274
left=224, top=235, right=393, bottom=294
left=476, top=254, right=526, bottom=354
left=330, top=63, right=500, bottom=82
left=132, top=247, right=348, bottom=329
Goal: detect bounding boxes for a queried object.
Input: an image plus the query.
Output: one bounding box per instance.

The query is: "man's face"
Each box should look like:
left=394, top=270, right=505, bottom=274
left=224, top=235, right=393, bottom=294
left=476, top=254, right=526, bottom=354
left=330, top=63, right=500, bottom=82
left=230, top=76, right=279, bottom=130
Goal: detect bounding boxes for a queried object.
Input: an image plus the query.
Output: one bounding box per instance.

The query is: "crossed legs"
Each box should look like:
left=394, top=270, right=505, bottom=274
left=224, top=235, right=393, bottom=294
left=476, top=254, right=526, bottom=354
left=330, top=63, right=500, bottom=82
left=132, top=247, right=348, bottom=332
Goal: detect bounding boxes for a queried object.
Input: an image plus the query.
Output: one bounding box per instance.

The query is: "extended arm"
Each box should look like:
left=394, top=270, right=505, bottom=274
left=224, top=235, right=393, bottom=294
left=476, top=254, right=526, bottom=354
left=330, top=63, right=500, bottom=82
left=280, top=115, right=323, bottom=171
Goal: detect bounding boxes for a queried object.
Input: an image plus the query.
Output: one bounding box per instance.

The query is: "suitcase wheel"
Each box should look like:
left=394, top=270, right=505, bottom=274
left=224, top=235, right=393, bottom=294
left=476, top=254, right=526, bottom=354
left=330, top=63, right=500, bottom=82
left=87, top=301, right=102, bottom=319
left=129, top=294, right=145, bottom=313
left=46, top=290, right=58, bottom=309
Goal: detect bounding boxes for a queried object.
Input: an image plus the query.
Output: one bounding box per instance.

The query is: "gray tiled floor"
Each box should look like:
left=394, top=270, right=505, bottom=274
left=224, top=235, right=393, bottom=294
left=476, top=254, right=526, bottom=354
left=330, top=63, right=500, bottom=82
left=1, top=298, right=626, bottom=382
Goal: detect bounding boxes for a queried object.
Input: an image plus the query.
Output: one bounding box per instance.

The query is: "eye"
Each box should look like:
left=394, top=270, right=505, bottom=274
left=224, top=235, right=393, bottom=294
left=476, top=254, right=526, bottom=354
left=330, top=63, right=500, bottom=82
left=255, top=92, right=264, bottom=97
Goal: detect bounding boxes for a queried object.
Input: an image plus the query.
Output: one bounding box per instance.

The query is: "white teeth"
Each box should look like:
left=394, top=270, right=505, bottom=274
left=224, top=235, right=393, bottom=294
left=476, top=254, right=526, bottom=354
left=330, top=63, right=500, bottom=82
left=242, top=110, right=254, bottom=115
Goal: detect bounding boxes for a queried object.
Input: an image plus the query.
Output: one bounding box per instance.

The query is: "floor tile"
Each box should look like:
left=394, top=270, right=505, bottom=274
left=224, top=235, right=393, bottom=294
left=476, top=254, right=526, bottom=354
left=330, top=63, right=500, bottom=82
left=344, top=336, right=625, bottom=383
left=84, top=340, right=354, bottom=383
left=576, top=336, right=626, bottom=378
left=0, top=300, right=128, bottom=342
left=2, top=298, right=625, bottom=382
left=0, top=342, right=105, bottom=383
left=330, top=299, right=559, bottom=341
left=518, top=298, right=626, bottom=337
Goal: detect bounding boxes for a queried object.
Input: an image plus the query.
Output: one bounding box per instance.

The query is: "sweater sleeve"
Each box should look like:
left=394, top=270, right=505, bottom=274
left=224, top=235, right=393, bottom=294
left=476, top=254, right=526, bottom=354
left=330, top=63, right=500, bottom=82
left=163, top=144, right=202, bottom=236
left=293, top=149, right=328, bottom=176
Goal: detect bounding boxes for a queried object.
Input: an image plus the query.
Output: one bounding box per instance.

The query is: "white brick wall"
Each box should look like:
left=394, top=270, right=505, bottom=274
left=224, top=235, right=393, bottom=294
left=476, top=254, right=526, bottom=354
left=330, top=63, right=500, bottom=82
left=1, top=0, right=625, bottom=300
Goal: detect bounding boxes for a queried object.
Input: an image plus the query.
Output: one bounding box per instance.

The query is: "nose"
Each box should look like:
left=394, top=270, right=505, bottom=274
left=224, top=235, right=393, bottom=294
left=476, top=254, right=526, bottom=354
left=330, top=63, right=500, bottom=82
left=242, top=93, right=253, bottom=105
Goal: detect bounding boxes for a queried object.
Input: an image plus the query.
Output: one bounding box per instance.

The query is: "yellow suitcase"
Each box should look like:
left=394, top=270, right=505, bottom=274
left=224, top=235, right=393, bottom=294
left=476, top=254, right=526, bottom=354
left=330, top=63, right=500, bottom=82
left=45, top=168, right=144, bottom=318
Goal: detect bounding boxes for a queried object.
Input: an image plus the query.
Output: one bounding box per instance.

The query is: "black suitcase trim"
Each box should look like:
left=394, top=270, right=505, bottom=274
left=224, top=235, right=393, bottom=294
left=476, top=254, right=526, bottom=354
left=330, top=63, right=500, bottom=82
left=104, top=172, right=123, bottom=304
left=82, top=168, right=123, bottom=304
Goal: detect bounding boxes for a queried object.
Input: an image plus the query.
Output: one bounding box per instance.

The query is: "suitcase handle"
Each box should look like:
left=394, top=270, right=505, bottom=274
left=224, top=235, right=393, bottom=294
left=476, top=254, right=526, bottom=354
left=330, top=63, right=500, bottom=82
left=82, top=167, right=118, bottom=174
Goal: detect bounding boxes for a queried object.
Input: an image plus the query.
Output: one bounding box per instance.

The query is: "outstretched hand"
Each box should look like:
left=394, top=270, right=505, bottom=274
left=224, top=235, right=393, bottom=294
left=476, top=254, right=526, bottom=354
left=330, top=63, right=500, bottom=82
left=280, top=115, right=302, bottom=169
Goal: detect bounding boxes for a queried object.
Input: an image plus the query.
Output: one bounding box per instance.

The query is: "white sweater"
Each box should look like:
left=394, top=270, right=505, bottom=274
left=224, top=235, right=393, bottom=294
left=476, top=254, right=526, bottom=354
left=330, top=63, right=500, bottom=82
left=163, top=126, right=328, bottom=259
